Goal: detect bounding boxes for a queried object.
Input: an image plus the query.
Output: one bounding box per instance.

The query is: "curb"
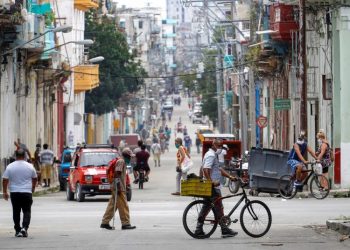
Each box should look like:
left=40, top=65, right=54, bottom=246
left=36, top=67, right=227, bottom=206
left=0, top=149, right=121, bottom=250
left=327, top=219, right=350, bottom=235
left=0, top=185, right=60, bottom=199
left=250, top=189, right=350, bottom=199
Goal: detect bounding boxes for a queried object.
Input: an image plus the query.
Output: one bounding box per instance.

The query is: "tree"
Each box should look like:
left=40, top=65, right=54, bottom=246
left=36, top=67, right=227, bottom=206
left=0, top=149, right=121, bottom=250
left=84, top=12, right=147, bottom=115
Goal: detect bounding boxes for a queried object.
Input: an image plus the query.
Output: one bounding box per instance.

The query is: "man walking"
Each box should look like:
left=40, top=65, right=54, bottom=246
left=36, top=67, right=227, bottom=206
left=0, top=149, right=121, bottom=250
left=151, top=140, right=162, bottom=167
left=100, top=148, right=136, bottom=230
left=2, top=149, right=37, bottom=237
left=39, top=143, right=55, bottom=187
left=195, top=139, right=238, bottom=238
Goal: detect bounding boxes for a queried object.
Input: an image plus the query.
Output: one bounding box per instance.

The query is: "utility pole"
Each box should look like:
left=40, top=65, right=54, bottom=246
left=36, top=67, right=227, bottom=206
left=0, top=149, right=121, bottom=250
left=300, top=0, right=307, bottom=132
left=216, top=53, right=223, bottom=133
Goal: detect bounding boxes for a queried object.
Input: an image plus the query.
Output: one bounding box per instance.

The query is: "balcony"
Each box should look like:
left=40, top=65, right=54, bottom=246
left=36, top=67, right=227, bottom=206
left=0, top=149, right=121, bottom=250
left=74, top=0, right=99, bottom=11
left=74, top=65, right=100, bottom=93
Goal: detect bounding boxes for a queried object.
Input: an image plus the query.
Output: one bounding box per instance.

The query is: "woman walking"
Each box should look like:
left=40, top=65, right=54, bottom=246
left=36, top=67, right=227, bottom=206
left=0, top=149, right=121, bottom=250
left=171, top=137, right=188, bottom=196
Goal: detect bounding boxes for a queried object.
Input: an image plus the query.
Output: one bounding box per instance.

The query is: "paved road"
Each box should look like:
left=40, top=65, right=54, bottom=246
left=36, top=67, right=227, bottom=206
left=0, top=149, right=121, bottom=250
left=1, top=98, right=349, bottom=249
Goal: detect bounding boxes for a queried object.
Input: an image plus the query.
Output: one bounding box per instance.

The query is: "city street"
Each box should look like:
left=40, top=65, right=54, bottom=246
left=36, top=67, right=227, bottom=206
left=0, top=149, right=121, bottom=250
left=0, top=99, right=349, bottom=250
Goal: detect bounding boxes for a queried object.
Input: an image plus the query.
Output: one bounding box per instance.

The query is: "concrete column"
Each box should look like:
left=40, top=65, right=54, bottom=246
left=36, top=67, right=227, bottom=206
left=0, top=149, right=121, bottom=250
left=333, top=7, right=350, bottom=188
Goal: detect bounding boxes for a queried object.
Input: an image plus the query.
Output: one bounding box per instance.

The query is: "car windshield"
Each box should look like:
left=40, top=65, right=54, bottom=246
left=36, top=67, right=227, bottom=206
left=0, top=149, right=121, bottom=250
left=200, top=130, right=213, bottom=134
left=80, top=152, right=118, bottom=167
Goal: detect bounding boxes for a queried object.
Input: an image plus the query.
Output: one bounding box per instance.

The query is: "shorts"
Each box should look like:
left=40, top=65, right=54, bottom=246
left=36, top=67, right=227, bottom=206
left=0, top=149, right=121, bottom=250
left=134, top=164, right=150, bottom=172
left=287, top=159, right=305, bottom=173
left=41, top=163, right=52, bottom=179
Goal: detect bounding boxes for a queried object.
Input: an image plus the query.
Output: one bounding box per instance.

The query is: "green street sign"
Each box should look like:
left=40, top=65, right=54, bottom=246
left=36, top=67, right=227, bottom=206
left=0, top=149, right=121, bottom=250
left=274, top=99, right=291, bottom=110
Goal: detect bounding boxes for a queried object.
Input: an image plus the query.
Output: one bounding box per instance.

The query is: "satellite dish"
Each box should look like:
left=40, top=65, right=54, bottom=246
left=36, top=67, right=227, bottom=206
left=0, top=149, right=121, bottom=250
left=21, top=8, right=28, bottom=21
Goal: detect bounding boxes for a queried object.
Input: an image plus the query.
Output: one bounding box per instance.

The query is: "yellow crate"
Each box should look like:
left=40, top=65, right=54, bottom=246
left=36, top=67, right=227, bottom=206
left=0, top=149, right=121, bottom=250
left=181, top=179, right=212, bottom=197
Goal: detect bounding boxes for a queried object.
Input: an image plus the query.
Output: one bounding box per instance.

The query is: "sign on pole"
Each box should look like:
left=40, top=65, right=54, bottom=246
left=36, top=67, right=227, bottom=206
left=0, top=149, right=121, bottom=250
left=274, top=99, right=291, bottom=110
left=256, top=115, right=268, bottom=129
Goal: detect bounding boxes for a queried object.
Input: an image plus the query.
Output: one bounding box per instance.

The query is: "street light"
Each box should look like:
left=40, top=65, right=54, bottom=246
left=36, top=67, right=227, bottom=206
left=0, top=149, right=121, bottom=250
left=2, top=25, right=73, bottom=56
left=88, top=56, right=104, bottom=63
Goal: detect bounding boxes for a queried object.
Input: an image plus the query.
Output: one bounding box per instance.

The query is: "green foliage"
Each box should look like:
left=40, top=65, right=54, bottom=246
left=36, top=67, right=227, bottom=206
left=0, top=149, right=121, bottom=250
left=179, top=73, right=196, bottom=93
left=197, top=49, right=218, bottom=126
left=84, top=11, right=147, bottom=115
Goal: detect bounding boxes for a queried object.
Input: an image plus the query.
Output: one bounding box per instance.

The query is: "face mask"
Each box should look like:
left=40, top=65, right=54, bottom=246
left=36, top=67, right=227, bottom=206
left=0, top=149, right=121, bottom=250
left=216, top=149, right=222, bottom=155
left=296, top=139, right=304, bottom=145
left=124, top=158, right=130, bottom=165
left=175, top=144, right=180, bottom=149
left=318, top=139, right=323, bottom=145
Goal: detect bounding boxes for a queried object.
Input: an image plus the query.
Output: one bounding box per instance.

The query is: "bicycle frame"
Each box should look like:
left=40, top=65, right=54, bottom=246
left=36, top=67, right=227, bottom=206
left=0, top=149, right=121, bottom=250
left=208, top=185, right=250, bottom=219
left=298, top=164, right=317, bottom=187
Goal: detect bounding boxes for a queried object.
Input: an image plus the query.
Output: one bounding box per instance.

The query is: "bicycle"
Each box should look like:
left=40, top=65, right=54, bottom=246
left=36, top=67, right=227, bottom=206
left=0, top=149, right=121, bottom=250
left=278, top=161, right=330, bottom=200
left=224, top=158, right=249, bottom=194
left=182, top=178, right=272, bottom=239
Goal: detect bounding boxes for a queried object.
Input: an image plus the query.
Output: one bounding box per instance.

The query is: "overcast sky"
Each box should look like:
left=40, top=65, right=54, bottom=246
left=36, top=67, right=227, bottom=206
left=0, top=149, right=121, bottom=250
left=113, top=0, right=166, bottom=16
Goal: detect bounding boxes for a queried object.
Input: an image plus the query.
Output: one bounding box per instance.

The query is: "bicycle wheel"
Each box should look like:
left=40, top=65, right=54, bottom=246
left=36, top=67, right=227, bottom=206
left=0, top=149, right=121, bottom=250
left=182, top=200, right=218, bottom=239
left=228, top=179, right=240, bottom=194
left=240, top=200, right=272, bottom=238
left=310, top=174, right=330, bottom=199
left=278, top=174, right=297, bottom=199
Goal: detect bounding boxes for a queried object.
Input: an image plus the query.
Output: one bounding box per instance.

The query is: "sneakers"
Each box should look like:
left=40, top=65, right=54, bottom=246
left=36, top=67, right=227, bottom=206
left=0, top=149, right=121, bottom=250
left=221, top=227, right=238, bottom=238
left=121, top=224, right=136, bottom=230
left=194, top=228, right=205, bottom=237
left=15, top=231, right=22, bottom=237
left=15, top=228, right=28, bottom=237
left=100, top=223, right=113, bottom=230
left=20, top=228, right=28, bottom=237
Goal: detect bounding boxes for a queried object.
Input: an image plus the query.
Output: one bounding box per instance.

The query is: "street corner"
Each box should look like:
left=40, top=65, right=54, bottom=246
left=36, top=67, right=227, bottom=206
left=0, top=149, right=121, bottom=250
left=327, top=217, right=350, bottom=236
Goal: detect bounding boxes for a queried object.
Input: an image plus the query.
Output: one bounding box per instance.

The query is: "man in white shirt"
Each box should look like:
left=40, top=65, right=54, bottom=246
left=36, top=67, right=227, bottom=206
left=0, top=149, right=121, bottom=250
left=39, top=143, right=55, bottom=187
left=2, top=149, right=37, bottom=237
left=151, top=141, right=162, bottom=167
left=218, top=144, right=228, bottom=185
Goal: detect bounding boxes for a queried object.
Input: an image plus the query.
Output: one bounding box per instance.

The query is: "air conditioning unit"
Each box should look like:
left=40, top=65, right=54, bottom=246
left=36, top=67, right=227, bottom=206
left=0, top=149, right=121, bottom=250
left=0, top=0, right=12, bottom=11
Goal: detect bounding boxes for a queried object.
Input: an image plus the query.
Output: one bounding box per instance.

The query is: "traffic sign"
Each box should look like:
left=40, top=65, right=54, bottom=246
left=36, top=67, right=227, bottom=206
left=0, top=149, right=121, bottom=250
left=256, top=115, right=268, bottom=129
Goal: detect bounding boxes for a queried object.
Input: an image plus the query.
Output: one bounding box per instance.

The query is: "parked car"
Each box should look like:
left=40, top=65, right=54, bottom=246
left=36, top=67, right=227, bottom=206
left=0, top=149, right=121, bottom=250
left=163, top=100, right=174, bottom=111
left=66, top=144, right=132, bottom=202
left=58, top=147, right=75, bottom=191
left=196, top=126, right=214, bottom=143
left=192, top=111, right=204, bottom=124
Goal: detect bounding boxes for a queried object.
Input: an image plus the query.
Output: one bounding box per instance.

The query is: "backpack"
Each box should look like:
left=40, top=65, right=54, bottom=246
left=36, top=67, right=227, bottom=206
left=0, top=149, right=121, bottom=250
left=106, top=158, right=119, bottom=184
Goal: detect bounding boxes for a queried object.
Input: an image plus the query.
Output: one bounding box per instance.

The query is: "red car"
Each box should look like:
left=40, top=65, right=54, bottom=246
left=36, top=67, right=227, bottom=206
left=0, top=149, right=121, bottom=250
left=66, top=144, right=132, bottom=202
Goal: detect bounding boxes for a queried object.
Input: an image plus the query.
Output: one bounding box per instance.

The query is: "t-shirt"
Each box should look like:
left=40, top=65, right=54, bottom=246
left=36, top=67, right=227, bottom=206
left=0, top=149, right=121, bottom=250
left=217, top=149, right=227, bottom=163
left=39, top=149, right=54, bottom=165
left=202, top=148, right=221, bottom=189
left=151, top=143, right=161, bottom=154
left=2, top=160, right=37, bottom=193
left=136, top=150, right=150, bottom=168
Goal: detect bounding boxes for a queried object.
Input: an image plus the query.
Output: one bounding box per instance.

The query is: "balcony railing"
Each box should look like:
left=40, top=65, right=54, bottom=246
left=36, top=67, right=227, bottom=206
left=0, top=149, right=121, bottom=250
left=74, top=0, right=99, bottom=11
left=74, top=65, right=100, bottom=93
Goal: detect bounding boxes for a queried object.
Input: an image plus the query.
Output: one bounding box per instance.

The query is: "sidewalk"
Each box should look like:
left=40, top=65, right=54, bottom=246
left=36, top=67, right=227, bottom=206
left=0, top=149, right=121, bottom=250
left=0, top=183, right=60, bottom=199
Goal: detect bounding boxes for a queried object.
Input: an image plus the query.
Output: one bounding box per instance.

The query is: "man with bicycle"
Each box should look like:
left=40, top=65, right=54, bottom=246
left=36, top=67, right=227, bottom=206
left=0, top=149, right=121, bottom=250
left=195, top=139, right=238, bottom=238
left=287, top=131, right=318, bottom=186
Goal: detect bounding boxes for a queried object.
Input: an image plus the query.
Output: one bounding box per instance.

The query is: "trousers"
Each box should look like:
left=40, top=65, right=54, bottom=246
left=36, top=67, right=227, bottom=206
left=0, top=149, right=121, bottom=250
left=101, top=190, right=130, bottom=226
left=176, top=171, right=187, bottom=193
left=10, top=192, right=33, bottom=232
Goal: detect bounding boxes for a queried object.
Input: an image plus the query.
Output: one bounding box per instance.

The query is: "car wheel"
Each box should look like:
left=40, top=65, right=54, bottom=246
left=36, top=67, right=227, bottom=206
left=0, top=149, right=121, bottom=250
left=75, top=183, right=85, bottom=202
left=66, top=182, right=74, bottom=201
left=126, top=185, right=132, bottom=202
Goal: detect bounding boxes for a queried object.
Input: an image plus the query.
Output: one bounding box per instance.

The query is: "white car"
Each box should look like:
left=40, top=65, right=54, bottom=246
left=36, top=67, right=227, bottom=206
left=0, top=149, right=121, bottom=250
left=192, top=111, right=203, bottom=124
left=163, top=100, right=174, bottom=111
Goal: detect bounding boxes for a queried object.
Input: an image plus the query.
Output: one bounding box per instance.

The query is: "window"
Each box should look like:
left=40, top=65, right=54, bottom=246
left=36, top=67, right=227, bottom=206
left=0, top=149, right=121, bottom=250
left=139, top=21, right=143, bottom=29
left=242, top=22, right=250, bottom=30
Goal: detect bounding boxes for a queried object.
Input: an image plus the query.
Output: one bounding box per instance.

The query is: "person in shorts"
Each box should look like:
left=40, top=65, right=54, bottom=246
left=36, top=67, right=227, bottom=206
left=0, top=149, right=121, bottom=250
left=287, top=131, right=317, bottom=186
